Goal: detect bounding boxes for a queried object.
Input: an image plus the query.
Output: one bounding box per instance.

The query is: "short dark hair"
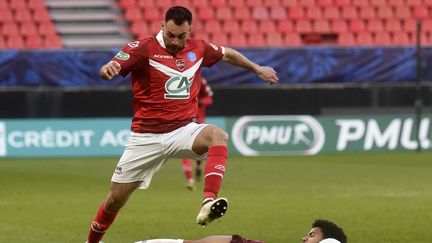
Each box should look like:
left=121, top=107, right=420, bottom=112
left=313, top=219, right=347, bottom=243
left=165, top=6, right=192, bottom=25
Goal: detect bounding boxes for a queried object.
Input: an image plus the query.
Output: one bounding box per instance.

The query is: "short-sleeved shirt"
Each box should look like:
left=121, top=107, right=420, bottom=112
left=112, top=30, right=224, bottom=133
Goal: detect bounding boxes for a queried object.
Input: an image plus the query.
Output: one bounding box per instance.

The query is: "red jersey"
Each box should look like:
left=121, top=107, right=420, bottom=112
left=112, top=31, right=224, bottom=133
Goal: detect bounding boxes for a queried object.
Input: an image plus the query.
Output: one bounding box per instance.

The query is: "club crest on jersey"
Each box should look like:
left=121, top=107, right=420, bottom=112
left=164, top=76, right=193, bottom=99
left=187, top=51, right=196, bottom=62
left=175, top=58, right=186, bottom=71
left=128, top=41, right=139, bottom=48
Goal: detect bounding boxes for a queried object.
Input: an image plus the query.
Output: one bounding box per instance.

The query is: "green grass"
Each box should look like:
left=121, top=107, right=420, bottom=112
left=1, top=152, right=432, bottom=242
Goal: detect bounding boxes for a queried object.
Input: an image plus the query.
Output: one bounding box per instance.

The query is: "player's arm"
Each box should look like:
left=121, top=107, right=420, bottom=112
left=222, top=47, right=278, bottom=85
left=100, top=61, right=121, bottom=80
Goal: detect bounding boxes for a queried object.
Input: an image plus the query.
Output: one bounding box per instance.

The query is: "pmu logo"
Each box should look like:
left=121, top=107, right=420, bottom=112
left=0, top=122, right=6, bottom=156
left=231, top=116, right=325, bottom=156
left=164, top=76, right=193, bottom=99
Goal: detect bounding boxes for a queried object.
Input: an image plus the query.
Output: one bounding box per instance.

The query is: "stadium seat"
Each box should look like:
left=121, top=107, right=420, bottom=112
left=130, top=22, right=148, bottom=37
left=423, top=19, right=432, bottom=34
left=367, top=19, right=384, bottom=33
left=314, top=20, right=331, bottom=33
left=245, top=0, right=264, bottom=7
left=403, top=19, right=417, bottom=34
left=173, top=0, right=192, bottom=8
left=26, top=35, right=44, bottom=48
left=323, top=7, right=341, bottom=20
left=392, top=32, right=411, bottom=45
left=263, top=0, right=281, bottom=7
left=385, top=19, right=402, bottom=33
left=374, top=32, right=392, bottom=45
left=349, top=19, right=366, bottom=33
left=240, top=20, right=258, bottom=34
left=406, top=0, right=422, bottom=7
left=341, top=7, right=358, bottom=20
left=124, top=8, right=142, bottom=22
left=369, top=0, right=387, bottom=7
left=317, top=0, right=334, bottom=7
left=142, top=8, right=161, bottom=21
left=229, top=33, right=247, bottom=46
left=138, top=0, right=155, bottom=8
left=284, top=33, right=302, bottom=46
left=258, top=20, right=277, bottom=34
left=14, top=9, right=33, bottom=23
left=205, top=20, right=222, bottom=34
left=233, top=7, right=251, bottom=20
left=352, top=0, right=369, bottom=7
left=227, top=0, right=245, bottom=7
left=20, top=22, right=39, bottom=37
left=2, top=22, right=19, bottom=37
left=269, top=7, right=287, bottom=20
left=334, top=0, right=352, bottom=7
left=0, top=37, right=5, bottom=48
left=154, top=0, right=173, bottom=8
left=9, top=0, right=26, bottom=10
left=338, top=32, right=355, bottom=45
left=6, top=35, right=25, bottom=49
left=33, top=8, right=52, bottom=23
left=0, top=10, right=14, bottom=22
left=28, top=0, right=47, bottom=10
left=247, top=34, right=265, bottom=46
left=266, top=33, right=284, bottom=46
left=149, top=21, right=162, bottom=34
left=356, top=33, right=373, bottom=45
left=197, top=7, right=215, bottom=20
left=38, top=22, right=57, bottom=37
left=331, top=19, right=348, bottom=33
left=394, top=6, right=411, bottom=20
left=222, top=19, right=240, bottom=34
left=193, top=32, right=209, bottom=40
left=424, top=0, right=432, bottom=6
left=306, top=7, right=322, bottom=20
left=281, top=0, right=298, bottom=7
left=210, top=0, right=227, bottom=8
left=377, top=6, right=394, bottom=19
left=44, top=35, right=63, bottom=49
left=412, top=6, right=429, bottom=19
left=216, top=7, right=233, bottom=20
left=191, top=0, right=209, bottom=8
left=252, top=7, right=269, bottom=20
left=388, top=0, right=404, bottom=7
left=119, top=0, right=137, bottom=9
left=289, top=7, right=305, bottom=20
left=277, top=20, right=294, bottom=33
left=0, top=1, right=8, bottom=11
left=359, top=7, right=376, bottom=20
left=295, top=19, right=312, bottom=33
left=211, top=33, right=228, bottom=45
left=298, top=0, right=316, bottom=7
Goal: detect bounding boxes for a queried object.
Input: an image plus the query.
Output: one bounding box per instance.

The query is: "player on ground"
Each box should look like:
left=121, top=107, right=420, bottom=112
left=182, top=75, right=213, bottom=190
left=133, top=219, right=347, bottom=243
left=86, top=6, right=278, bottom=243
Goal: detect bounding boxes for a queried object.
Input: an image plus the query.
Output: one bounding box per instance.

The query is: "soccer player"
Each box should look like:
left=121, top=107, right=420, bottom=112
left=133, top=219, right=347, bottom=243
left=86, top=6, right=278, bottom=243
left=182, top=75, right=213, bottom=190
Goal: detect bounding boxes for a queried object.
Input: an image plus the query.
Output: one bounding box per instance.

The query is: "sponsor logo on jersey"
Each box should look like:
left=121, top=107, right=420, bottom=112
left=210, top=43, right=218, bottom=51
left=127, top=41, right=139, bottom=48
left=187, top=51, right=197, bottom=62
left=214, top=165, right=225, bottom=172
left=115, top=51, right=130, bottom=60
left=231, top=116, right=325, bottom=156
left=175, top=58, right=186, bottom=71
left=153, top=54, right=173, bottom=59
left=114, top=166, right=123, bottom=175
left=164, top=76, right=193, bottom=99
left=0, top=122, right=6, bottom=156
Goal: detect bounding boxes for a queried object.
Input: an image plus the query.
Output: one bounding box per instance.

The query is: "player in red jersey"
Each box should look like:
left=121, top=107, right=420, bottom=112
left=86, top=6, right=278, bottom=243
left=133, top=219, right=347, bottom=243
left=182, top=75, right=213, bottom=190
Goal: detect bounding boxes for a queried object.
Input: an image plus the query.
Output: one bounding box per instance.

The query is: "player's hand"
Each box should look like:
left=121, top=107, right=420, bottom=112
left=100, top=61, right=121, bottom=80
left=256, top=66, right=278, bottom=85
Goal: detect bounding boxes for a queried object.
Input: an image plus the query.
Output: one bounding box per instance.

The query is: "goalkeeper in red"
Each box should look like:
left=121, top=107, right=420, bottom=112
left=86, top=6, right=278, bottom=243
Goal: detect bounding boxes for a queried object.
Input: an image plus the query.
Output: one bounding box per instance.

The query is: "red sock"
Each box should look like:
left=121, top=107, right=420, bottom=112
left=203, top=145, right=228, bottom=200
left=87, top=202, right=118, bottom=243
left=182, top=159, right=193, bottom=180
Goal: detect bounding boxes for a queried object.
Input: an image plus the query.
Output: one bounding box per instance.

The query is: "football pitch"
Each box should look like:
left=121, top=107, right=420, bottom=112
left=1, top=152, right=432, bottom=243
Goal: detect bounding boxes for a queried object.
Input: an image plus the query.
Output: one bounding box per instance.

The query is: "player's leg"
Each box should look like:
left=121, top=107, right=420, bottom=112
left=192, top=125, right=229, bottom=226
left=182, top=158, right=196, bottom=190
left=87, top=181, right=141, bottom=243
left=195, top=160, right=202, bottom=181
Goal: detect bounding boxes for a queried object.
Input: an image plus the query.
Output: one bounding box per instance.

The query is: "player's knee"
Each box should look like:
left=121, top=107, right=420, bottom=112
left=208, top=125, right=228, bottom=145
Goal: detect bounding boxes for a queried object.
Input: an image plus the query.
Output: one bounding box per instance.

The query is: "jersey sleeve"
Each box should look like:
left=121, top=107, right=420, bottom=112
left=201, top=40, right=225, bottom=67
left=112, top=40, right=148, bottom=77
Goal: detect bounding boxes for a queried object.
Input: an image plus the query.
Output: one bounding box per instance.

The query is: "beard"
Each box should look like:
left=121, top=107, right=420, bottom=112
left=166, top=44, right=183, bottom=54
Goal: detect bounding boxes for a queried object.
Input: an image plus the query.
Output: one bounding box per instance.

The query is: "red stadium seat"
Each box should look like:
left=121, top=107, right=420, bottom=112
left=298, top=0, right=316, bottom=7
left=424, top=0, right=432, bottom=6
left=130, top=22, right=148, bottom=37
left=334, top=0, right=352, bottom=7
left=266, top=33, right=284, bottom=46
left=377, top=6, right=394, bottom=19
left=394, top=6, right=411, bottom=20
left=119, top=0, right=137, bottom=9
left=205, top=20, right=222, bottom=34
left=392, top=32, right=411, bottom=45
left=314, top=20, right=331, bottom=33
left=374, top=32, right=392, bottom=45
left=142, top=8, right=161, bottom=21
left=197, top=7, right=215, bottom=20
left=423, top=19, right=432, bottom=34
left=193, top=32, right=209, bottom=40
left=341, top=7, right=358, bottom=20
left=245, top=0, right=263, bottom=7
left=209, top=0, right=227, bottom=8
left=222, top=19, right=240, bottom=34
left=227, top=0, right=245, bottom=7
left=258, top=20, right=277, bottom=34
left=331, top=19, right=348, bottom=33
left=367, top=19, right=384, bottom=33
left=240, top=20, right=258, bottom=34
left=211, top=33, right=228, bottom=45
left=28, top=0, right=47, bottom=10
left=0, top=1, right=9, bottom=11
left=20, top=22, right=38, bottom=37
left=124, top=8, right=142, bottom=22
left=269, top=7, right=287, bottom=20
left=173, top=0, right=192, bottom=8
left=137, top=0, right=155, bottom=8
left=349, top=19, right=366, bottom=33
left=359, top=7, right=376, bottom=20
left=38, top=22, right=57, bottom=37
left=317, top=0, right=334, bottom=7
left=216, top=7, right=233, bottom=20
left=385, top=19, right=402, bottom=33
left=9, top=0, right=26, bottom=10
left=338, top=33, right=355, bottom=45
left=247, top=34, right=265, bottom=46
left=295, top=19, right=312, bottom=33
left=149, top=21, right=162, bottom=34
left=44, top=35, right=63, bottom=49
left=0, top=10, right=14, bottom=22
left=281, top=0, right=298, bottom=7
left=352, top=0, right=369, bottom=7
left=33, top=8, right=52, bottom=23
left=323, top=7, right=341, bottom=20
left=288, top=7, right=305, bottom=20
left=233, top=7, right=251, bottom=20
left=0, top=37, right=5, bottom=48
left=406, top=0, right=422, bottom=7
left=356, top=33, right=373, bottom=45
left=154, top=0, right=173, bottom=8
left=277, top=20, right=294, bottom=33
left=252, top=7, right=269, bottom=20
left=370, top=0, right=386, bottom=7
left=284, top=33, right=302, bottom=46
left=26, top=35, right=44, bottom=48
left=403, top=19, right=417, bottom=34
left=306, top=7, right=322, bottom=20
left=229, top=33, right=247, bottom=46
left=6, top=35, right=25, bottom=49
left=388, top=0, right=404, bottom=7
left=191, top=0, right=209, bottom=8
left=14, top=9, right=33, bottom=23
left=2, top=22, right=19, bottom=37
left=412, top=6, right=429, bottom=19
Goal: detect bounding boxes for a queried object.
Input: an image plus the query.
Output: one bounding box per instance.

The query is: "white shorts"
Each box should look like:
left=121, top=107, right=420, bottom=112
left=111, top=122, right=208, bottom=189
